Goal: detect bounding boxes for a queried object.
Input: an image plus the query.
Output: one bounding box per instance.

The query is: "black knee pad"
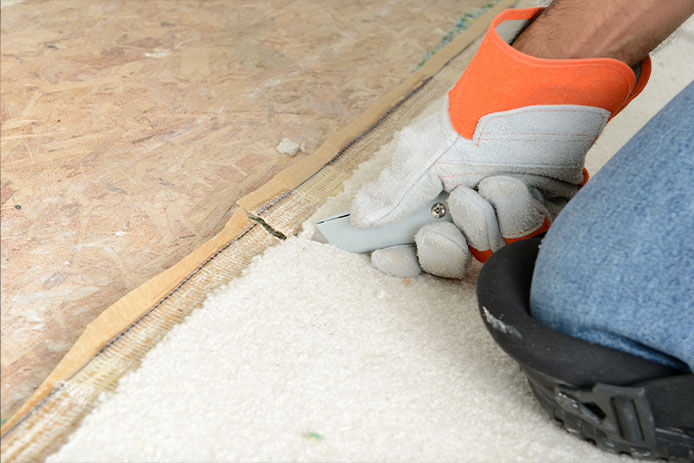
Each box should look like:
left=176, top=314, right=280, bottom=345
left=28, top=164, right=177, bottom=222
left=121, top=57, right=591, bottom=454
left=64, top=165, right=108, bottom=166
left=477, top=237, right=694, bottom=461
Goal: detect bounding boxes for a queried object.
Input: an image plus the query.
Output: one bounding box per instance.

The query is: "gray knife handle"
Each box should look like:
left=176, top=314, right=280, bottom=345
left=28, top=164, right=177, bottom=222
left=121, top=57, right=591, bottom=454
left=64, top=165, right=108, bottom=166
left=314, top=192, right=452, bottom=253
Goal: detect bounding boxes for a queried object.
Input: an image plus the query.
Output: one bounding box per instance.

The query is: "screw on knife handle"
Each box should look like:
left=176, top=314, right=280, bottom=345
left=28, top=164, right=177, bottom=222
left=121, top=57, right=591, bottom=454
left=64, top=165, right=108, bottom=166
left=431, top=202, right=447, bottom=219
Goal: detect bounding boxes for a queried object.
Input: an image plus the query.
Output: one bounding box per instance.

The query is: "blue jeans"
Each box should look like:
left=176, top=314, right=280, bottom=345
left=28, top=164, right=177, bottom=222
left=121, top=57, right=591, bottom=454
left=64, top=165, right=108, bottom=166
left=530, top=82, right=694, bottom=372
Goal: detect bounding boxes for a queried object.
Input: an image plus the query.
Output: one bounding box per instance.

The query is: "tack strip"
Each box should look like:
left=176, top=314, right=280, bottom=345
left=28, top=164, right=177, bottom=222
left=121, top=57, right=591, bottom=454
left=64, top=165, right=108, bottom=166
left=0, top=225, right=278, bottom=461
left=0, top=0, right=513, bottom=458
left=0, top=208, right=253, bottom=433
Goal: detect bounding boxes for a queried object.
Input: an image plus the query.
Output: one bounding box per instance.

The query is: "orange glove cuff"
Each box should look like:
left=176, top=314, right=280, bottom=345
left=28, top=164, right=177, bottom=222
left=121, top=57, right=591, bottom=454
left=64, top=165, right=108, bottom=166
left=448, top=8, right=651, bottom=140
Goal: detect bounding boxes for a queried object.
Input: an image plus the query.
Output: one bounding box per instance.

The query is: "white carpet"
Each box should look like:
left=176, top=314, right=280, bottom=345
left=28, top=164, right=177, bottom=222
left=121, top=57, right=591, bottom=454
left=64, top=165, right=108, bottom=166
left=47, top=117, right=617, bottom=463
left=49, top=19, right=693, bottom=462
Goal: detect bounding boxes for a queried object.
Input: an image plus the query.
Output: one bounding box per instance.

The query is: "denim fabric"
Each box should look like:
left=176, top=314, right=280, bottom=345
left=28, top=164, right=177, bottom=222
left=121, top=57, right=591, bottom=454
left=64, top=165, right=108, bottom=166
left=530, top=82, right=694, bottom=372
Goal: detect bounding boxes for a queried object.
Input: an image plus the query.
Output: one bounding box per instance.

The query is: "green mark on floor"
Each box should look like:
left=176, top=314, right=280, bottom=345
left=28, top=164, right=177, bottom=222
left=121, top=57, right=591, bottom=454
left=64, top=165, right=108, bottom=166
left=415, top=0, right=501, bottom=70
left=305, top=431, right=324, bottom=441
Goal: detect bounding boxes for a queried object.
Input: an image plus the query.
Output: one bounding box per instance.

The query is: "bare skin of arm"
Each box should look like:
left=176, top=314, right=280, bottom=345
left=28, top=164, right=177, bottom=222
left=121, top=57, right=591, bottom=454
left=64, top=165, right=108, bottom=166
left=512, top=0, right=694, bottom=66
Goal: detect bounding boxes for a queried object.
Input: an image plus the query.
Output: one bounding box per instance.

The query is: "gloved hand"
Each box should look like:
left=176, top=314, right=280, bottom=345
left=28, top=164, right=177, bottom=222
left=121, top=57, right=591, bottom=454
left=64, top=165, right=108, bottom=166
left=351, top=7, right=650, bottom=279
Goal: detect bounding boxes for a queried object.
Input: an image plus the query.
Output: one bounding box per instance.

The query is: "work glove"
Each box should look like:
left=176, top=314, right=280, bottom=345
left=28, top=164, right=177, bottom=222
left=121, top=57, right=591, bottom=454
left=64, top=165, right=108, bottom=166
left=351, top=7, right=650, bottom=279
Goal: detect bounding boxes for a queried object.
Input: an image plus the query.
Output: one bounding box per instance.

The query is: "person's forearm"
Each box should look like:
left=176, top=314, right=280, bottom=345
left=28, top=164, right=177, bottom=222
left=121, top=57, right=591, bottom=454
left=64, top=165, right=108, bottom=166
left=512, top=0, right=694, bottom=66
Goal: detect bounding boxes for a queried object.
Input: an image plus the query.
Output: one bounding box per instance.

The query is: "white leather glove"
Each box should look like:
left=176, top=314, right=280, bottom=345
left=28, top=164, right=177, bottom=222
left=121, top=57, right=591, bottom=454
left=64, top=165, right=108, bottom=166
left=351, top=7, right=650, bottom=279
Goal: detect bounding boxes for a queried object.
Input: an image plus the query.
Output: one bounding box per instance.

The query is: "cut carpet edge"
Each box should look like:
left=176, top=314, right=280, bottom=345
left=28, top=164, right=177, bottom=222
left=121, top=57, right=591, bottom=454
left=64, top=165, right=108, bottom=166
left=0, top=208, right=255, bottom=435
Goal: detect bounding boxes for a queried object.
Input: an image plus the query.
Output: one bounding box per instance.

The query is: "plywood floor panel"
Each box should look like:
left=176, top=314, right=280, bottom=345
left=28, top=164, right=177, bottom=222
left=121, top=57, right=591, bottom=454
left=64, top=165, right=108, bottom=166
left=0, top=0, right=490, bottom=420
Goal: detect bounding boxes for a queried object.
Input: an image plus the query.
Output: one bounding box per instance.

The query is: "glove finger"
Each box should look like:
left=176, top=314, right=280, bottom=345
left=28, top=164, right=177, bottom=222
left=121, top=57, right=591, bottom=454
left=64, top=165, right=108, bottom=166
left=447, top=186, right=505, bottom=262
left=478, top=176, right=551, bottom=243
left=351, top=107, right=458, bottom=228
left=414, top=221, right=469, bottom=279
left=371, top=245, right=421, bottom=278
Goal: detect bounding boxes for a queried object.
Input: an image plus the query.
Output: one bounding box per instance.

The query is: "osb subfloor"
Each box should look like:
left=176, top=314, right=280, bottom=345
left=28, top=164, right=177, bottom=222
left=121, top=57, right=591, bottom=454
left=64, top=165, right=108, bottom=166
left=0, top=0, right=489, bottom=421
